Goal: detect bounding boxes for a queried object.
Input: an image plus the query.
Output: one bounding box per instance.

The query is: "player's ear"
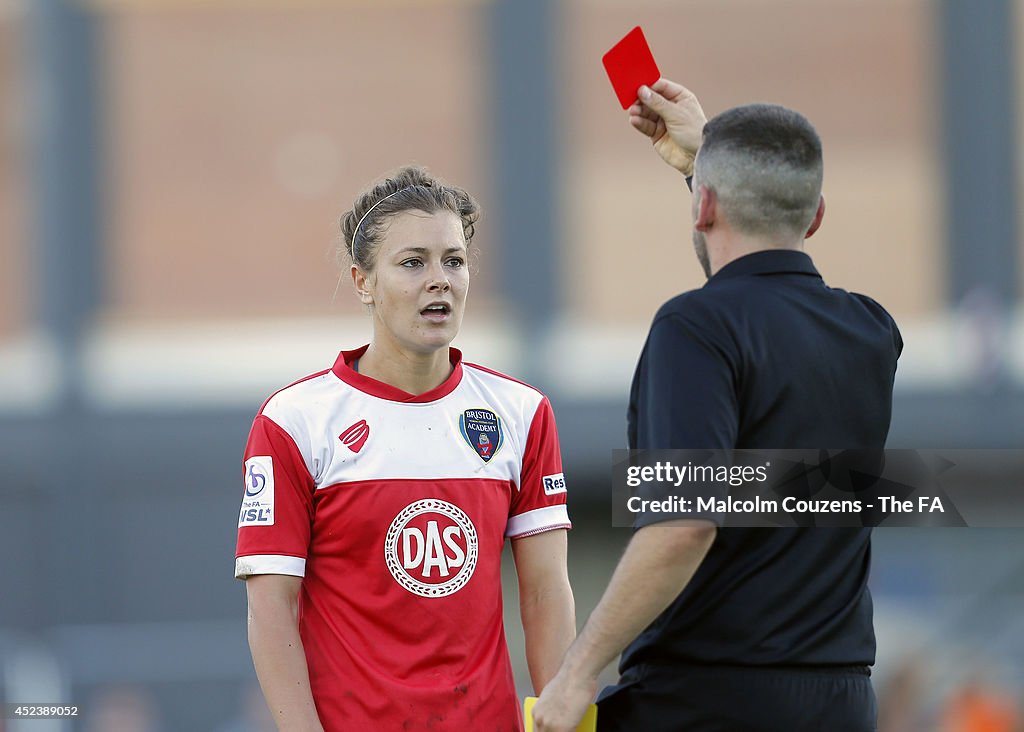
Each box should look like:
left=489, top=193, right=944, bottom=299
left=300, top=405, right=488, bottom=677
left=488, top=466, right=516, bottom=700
left=694, top=184, right=716, bottom=232
left=805, top=195, right=825, bottom=239
left=351, top=264, right=374, bottom=305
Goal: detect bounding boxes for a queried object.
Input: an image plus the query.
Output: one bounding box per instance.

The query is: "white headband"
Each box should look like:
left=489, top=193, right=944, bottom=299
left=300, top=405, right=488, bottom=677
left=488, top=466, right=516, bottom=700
left=352, top=187, right=411, bottom=257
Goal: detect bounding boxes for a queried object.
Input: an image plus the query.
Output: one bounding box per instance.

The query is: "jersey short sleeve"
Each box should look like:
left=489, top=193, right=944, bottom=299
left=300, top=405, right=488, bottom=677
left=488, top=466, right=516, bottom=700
left=235, top=414, right=316, bottom=579
left=506, top=396, right=572, bottom=538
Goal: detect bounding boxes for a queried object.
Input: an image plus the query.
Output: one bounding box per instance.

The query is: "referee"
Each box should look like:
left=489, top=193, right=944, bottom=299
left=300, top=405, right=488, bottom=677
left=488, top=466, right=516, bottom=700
left=533, top=79, right=902, bottom=732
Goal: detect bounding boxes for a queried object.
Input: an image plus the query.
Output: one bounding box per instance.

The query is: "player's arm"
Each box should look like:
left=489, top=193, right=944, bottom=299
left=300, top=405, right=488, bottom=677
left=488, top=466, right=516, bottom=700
left=246, top=574, right=325, bottom=732
left=512, top=528, right=576, bottom=694
left=531, top=520, right=716, bottom=732
left=628, top=77, right=707, bottom=176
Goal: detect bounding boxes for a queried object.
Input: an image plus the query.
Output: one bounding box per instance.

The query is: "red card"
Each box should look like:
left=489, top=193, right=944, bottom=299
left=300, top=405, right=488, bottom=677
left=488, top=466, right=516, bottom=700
left=602, top=26, right=661, bottom=109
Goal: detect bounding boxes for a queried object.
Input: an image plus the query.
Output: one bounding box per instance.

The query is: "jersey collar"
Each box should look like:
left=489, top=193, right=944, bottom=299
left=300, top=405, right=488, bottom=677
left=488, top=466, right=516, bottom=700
left=709, top=249, right=821, bottom=282
left=331, top=345, right=464, bottom=403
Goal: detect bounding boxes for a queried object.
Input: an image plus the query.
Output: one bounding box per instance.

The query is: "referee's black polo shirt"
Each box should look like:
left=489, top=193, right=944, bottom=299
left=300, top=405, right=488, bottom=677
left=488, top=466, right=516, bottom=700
left=624, top=249, right=902, bottom=670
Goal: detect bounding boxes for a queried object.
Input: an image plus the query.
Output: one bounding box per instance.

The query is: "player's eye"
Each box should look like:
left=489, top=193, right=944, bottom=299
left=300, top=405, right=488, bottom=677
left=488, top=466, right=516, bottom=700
left=400, top=258, right=423, bottom=268
left=445, top=257, right=465, bottom=269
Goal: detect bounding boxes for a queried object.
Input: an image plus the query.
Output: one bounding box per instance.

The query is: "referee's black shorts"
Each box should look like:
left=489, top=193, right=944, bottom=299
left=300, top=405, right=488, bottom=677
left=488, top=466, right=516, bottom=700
left=596, top=663, right=877, bottom=732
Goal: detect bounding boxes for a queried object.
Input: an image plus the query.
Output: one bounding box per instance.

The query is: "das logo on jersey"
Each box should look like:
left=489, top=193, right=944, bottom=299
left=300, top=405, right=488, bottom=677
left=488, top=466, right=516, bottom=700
left=459, top=408, right=503, bottom=462
left=384, top=499, right=479, bottom=598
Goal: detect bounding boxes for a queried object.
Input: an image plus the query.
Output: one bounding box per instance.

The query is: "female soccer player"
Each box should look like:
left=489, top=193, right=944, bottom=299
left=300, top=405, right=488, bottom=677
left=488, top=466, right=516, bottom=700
left=235, top=166, right=576, bottom=731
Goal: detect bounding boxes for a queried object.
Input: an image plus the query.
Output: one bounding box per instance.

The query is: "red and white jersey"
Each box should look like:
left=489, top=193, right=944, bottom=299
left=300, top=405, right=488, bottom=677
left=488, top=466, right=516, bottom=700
left=235, top=346, right=570, bottom=732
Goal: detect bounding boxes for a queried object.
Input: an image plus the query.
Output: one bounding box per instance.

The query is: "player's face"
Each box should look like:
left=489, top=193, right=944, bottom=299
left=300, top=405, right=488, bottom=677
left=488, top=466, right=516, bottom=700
left=362, top=210, right=469, bottom=355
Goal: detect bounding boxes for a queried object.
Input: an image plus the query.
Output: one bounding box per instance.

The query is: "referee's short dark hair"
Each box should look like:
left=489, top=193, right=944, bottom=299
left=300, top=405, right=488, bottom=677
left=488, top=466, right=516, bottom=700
left=694, top=104, right=823, bottom=240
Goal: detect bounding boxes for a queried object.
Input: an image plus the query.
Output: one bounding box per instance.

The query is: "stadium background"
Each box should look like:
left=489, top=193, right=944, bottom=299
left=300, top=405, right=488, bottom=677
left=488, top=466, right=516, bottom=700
left=1, top=0, right=1022, bottom=729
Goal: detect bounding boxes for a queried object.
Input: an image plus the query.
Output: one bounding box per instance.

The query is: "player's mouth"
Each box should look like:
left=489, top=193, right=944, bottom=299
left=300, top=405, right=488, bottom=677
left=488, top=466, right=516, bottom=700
left=420, top=302, right=452, bottom=322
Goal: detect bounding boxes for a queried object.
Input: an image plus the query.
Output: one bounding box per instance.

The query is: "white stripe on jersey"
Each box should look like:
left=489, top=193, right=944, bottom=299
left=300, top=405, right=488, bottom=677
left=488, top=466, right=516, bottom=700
left=260, top=364, right=545, bottom=491
left=235, top=554, right=306, bottom=579
left=506, top=505, right=571, bottom=538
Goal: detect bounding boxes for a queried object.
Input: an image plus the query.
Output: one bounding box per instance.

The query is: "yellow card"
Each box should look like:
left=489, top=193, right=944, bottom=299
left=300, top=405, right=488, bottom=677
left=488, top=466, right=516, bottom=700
left=523, top=696, right=597, bottom=732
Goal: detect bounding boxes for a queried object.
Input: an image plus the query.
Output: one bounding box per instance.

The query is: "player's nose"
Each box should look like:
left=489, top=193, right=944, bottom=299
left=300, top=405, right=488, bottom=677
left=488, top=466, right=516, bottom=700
left=425, top=263, right=451, bottom=292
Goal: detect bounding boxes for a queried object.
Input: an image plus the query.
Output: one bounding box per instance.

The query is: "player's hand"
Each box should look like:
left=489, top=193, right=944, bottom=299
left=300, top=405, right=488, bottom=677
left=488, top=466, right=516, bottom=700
left=628, top=78, right=706, bottom=176
left=531, top=668, right=598, bottom=732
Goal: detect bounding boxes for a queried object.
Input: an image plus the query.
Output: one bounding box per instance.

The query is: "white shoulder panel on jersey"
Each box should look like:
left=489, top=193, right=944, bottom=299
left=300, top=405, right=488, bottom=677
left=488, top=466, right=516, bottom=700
left=460, top=363, right=545, bottom=412
left=260, top=370, right=343, bottom=485
left=259, top=363, right=550, bottom=490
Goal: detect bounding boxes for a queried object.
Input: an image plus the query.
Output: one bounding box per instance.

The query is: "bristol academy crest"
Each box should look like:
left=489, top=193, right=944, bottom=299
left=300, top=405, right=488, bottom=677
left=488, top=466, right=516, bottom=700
left=459, top=408, right=504, bottom=462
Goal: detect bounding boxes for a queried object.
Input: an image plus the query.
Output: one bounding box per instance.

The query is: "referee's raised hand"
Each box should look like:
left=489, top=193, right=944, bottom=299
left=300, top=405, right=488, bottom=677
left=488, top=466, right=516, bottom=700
left=628, top=78, right=707, bottom=176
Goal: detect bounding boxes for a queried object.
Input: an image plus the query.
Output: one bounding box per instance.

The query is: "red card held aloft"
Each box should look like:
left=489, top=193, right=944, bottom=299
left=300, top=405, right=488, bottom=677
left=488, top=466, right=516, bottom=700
left=602, top=26, right=661, bottom=109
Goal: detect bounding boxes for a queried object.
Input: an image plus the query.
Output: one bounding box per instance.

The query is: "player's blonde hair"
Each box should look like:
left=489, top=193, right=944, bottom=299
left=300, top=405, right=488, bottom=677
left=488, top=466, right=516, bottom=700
left=339, top=166, right=480, bottom=271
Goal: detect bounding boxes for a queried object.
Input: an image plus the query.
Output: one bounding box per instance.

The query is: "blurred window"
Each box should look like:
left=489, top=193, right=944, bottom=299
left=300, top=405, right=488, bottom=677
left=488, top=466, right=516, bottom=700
left=99, top=3, right=497, bottom=325
left=0, top=1, right=30, bottom=339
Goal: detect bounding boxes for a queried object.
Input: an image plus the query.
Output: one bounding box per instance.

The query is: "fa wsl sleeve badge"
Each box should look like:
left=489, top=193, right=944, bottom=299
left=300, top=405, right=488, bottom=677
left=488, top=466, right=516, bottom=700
left=459, top=408, right=504, bottom=462
left=239, top=456, right=275, bottom=527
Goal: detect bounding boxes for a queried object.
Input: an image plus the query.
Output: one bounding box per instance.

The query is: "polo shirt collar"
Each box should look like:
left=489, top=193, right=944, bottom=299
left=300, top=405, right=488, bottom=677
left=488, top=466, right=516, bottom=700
left=708, top=249, right=820, bottom=282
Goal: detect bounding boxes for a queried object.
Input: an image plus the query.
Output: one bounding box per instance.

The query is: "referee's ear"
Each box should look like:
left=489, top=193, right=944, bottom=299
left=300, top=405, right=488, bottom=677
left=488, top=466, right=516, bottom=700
left=351, top=265, right=374, bottom=305
left=694, top=184, right=716, bottom=232
left=805, top=195, right=826, bottom=239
